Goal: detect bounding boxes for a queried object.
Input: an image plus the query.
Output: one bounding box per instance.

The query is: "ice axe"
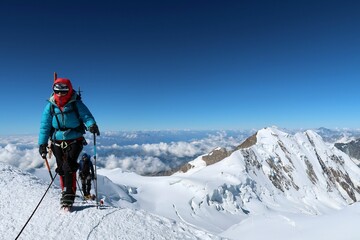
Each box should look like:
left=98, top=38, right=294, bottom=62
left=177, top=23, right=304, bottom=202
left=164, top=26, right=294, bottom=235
left=42, top=155, right=54, bottom=181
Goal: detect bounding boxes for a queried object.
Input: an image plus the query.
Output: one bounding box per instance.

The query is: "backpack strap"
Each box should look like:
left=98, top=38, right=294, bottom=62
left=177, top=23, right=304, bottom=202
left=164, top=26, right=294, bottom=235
left=50, top=104, right=62, bottom=131
left=49, top=101, right=86, bottom=138
left=71, top=101, right=87, bottom=133
left=71, top=101, right=81, bottom=121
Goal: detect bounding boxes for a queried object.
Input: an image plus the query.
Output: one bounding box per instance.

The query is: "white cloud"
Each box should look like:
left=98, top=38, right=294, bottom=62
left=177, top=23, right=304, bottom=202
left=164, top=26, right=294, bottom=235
left=0, top=144, right=44, bottom=170
left=0, top=130, right=251, bottom=175
left=102, top=154, right=167, bottom=174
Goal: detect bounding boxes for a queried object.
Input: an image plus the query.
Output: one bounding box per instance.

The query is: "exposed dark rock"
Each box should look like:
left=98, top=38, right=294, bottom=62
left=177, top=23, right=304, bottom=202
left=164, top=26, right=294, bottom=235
left=335, top=139, right=360, bottom=161
left=202, top=148, right=229, bottom=166
left=179, top=163, right=194, bottom=173
left=266, top=157, right=299, bottom=192
left=304, top=157, right=318, bottom=184
left=241, top=149, right=261, bottom=174
left=234, top=133, right=257, bottom=150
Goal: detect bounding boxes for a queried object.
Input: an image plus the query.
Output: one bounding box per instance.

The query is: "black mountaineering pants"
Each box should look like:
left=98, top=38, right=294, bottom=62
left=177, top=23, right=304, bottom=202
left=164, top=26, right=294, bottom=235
left=51, top=139, right=83, bottom=204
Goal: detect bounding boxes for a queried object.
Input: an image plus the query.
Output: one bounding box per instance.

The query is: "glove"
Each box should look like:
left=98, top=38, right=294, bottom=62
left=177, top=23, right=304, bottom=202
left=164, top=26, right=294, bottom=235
left=91, top=174, right=95, bottom=180
left=39, top=144, right=48, bottom=159
left=89, top=124, right=100, bottom=136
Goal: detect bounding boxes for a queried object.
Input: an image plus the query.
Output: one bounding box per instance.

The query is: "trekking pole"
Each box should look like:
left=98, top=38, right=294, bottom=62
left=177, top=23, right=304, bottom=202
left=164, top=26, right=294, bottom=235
left=93, top=133, right=99, bottom=208
left=76, top=178, right=86, bottom=201
left=15, top=173, right=58, bottom=240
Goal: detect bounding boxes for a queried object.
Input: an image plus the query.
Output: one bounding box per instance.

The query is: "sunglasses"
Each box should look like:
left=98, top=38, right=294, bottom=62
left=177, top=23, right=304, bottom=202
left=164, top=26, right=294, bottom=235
left=54, top=90, right=69, bottom=94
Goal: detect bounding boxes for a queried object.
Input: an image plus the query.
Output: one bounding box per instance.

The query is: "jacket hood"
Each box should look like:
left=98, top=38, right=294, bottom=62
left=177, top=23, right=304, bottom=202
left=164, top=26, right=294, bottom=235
left=53, top=78, right=73, bottom=93
left=53, top=78, right=74, bottom=110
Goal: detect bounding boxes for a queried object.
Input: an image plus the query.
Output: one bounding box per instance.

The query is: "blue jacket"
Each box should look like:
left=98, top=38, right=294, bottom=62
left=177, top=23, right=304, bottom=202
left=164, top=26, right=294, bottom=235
left=38, top=93, right=96, bottom=145
left=79, top=158, right=95, bottom=177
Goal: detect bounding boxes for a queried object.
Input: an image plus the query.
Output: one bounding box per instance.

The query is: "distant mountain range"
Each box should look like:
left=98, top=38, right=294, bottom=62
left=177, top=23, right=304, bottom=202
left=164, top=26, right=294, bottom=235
left=314, top=127, right=360, bottom=143
left=312, top=127, right=360, bottom=163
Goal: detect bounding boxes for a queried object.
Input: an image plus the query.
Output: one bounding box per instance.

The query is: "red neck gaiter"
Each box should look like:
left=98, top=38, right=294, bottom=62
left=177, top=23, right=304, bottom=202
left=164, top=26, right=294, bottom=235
left=53, top=78, right=74, bottom=110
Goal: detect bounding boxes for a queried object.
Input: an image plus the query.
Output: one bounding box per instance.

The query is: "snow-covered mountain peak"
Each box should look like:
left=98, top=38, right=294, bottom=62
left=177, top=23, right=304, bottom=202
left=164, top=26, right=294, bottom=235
left=173, top=127, right=360, bottom=223
left=256, top=127, right=322, bottom=146
left=258, top=126, right=288, bottom=137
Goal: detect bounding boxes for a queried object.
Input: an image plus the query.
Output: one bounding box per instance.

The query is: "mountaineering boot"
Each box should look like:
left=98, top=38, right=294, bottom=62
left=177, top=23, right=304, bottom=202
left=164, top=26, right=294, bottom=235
left=84, top=194, right=95, bottom=201
left=60, top=192, right=73, bottom=212
left=61, top=172, right=76, bottom=206
left=61, top=190, right=75, bottom=206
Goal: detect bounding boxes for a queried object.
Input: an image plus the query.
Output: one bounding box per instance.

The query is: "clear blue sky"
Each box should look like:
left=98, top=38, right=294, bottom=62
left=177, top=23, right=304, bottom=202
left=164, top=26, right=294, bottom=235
left=1, top=0, right=360, bottom=134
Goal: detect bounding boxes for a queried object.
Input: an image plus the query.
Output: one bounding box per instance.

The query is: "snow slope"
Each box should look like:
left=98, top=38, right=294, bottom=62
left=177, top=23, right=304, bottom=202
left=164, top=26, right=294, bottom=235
left=3, top=127, right=360, bottom=240
left=0, top=163, right=218, bottom=240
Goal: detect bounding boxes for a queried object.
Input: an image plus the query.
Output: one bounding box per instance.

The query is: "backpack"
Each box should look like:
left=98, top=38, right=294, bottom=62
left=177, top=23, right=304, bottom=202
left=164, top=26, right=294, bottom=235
left=82, top=160, right=91, bottom=175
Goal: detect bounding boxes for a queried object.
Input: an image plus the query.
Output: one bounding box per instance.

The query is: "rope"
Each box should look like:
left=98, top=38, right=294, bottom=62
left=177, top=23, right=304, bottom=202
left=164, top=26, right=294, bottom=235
left=15, top=173, right=58, bottom=240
